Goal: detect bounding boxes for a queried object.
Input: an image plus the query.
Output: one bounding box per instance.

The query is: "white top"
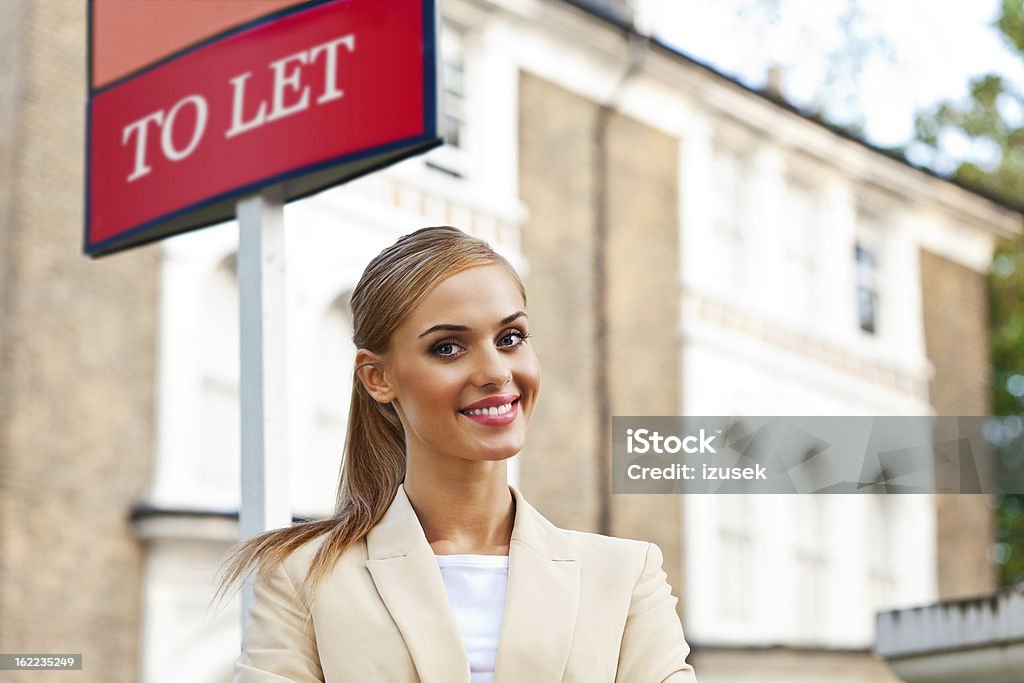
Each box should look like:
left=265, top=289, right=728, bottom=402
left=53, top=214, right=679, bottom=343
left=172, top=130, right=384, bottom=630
left=435, top=554, right=510, bottom=683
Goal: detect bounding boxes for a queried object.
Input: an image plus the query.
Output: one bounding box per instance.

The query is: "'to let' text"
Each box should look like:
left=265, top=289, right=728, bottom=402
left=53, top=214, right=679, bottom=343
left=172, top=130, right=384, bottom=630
left=121, top=33, right=356, bottom=183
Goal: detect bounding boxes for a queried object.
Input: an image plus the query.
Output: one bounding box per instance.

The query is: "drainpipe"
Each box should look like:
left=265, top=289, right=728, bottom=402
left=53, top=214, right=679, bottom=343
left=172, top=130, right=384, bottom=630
left=594, top=25, right=646, bottom=536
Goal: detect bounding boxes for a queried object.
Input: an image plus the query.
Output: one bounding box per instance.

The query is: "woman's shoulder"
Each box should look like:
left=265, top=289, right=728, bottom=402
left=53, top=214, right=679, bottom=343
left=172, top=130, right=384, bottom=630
left=541, top=517, right=659, bottom=579
left=555, top=527, right=667, bottom=592
left=560, top=526, right=654, bottom=561
left=270, top=521, right=368, bottom=586
left=515, top=489, right=658, bottom=572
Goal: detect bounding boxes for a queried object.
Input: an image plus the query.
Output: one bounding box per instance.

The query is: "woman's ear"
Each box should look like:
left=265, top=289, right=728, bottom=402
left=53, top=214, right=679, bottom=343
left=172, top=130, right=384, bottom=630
left=355, top=349, right=395, bottom=404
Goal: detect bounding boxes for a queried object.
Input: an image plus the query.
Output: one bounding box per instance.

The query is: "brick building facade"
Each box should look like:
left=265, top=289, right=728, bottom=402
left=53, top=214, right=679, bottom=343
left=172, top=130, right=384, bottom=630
left=0, top=2, right=158, bottom=681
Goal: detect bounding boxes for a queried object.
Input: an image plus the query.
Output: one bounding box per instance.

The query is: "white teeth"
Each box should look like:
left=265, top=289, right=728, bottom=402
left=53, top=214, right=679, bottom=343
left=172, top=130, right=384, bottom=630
left=464, top=401, right=515, bottom=416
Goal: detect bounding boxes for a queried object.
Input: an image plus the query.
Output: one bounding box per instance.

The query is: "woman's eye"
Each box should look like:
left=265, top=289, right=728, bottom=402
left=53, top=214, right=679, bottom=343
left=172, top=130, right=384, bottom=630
left=499, top=330, right=530, bottom=347
left=432, top=341, right=462, bottom=358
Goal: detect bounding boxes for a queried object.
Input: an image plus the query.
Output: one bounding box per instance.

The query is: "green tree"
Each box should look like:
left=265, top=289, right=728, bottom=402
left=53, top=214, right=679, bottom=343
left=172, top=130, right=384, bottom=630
left=914, top=0, right=1024, bottom=586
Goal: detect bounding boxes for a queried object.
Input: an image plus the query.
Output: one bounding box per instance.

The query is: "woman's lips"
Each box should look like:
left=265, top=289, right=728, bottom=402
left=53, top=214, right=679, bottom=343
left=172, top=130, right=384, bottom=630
left=459, top=398, right=519, bottom=426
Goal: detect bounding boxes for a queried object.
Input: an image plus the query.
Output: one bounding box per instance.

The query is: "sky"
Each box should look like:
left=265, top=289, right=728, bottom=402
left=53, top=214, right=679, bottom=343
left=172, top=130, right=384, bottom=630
left=639, top=0, right=1024, bottom=168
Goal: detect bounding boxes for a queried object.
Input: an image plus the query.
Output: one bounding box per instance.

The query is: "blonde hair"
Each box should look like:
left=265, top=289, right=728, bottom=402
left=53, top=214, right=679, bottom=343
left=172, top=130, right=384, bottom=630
left=214, top=226, right=525, bottom=605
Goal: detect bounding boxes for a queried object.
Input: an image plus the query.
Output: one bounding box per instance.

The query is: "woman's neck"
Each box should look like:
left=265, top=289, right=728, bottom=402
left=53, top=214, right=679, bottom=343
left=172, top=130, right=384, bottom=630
left=403, top=462, right=515, bottom=556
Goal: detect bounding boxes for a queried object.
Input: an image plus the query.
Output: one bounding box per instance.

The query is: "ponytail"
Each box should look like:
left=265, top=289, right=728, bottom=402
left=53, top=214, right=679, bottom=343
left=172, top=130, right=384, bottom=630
left=213, top=373, right=406, bottom=607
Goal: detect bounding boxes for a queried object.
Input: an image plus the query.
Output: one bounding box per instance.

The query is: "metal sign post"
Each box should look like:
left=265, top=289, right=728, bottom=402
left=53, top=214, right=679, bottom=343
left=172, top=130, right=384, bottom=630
left=236, top=186, right=291, bottom=626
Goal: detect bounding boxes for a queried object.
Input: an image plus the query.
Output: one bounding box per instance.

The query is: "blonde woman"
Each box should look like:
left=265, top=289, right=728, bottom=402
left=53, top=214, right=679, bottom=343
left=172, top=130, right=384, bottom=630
left=217, top=226, right=698, bottom=682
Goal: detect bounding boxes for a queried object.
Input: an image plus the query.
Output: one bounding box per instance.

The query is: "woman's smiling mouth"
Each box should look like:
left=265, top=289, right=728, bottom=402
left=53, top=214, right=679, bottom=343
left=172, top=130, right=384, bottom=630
left=459, top=396, right=520, bottom=425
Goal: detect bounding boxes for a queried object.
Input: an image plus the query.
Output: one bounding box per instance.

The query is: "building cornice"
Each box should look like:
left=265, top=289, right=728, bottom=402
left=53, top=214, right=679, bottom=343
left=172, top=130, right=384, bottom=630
left=129, top=503, right=318, bottom=543
left=877, top=585, right=1024, bottom=683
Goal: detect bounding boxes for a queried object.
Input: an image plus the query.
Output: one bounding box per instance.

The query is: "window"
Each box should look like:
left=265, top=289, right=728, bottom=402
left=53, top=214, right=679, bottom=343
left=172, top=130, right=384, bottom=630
left=199, top=255, right=240, bottom=504
left=855, top=243, right=879, bottom=334
left=441, top=27, right=466, bottom=150
left=794, top=496, right=828, bottom=640
left=421, top=25, right=468, bottom=178
left=866, top=496, right=895, bottom=611
left=305, top=296, right=356, bottom=516
left=716, top=495, right=754, bottom=622
left=782, top=179, right=819, bottom=319
left=711, top=144, right=748, bottom=288
left=424, top=24, right=470, bottom=178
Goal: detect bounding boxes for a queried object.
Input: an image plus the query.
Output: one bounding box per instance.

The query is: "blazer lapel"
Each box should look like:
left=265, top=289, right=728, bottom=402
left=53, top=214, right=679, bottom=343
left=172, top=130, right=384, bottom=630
left=364, top=486, right=471, bottom=683
left=493, top=486, right=580, bottom=683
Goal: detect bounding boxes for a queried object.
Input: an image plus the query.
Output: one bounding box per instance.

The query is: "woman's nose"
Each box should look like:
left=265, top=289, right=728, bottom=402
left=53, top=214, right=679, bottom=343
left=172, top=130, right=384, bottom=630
left=474, top=347, right=512, bottom=388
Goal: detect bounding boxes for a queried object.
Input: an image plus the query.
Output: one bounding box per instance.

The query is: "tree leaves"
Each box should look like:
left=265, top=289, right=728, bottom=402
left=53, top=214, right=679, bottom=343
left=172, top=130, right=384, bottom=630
left=996, top=0, right=1024, bottom=55
left=915, top=1, right=1024, bottom=586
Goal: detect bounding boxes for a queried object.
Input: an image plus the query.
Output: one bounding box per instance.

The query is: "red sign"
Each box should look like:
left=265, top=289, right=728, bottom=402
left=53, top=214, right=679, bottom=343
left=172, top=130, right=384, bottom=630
left=86, top=0, right=440, bottom=257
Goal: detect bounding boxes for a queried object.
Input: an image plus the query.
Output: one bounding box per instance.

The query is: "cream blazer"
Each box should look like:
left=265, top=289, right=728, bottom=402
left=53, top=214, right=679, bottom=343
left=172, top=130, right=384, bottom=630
left=233, top=485, right=699, bottom=682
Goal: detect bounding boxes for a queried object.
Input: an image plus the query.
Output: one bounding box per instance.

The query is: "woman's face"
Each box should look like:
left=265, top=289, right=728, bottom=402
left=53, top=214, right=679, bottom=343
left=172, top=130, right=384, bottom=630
left=367, top=264, right=540, bottom=465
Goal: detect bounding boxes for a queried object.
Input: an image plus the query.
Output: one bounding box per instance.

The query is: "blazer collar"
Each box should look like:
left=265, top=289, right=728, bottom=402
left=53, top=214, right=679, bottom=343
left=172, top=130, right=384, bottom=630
left=364, top=484, right=580, bottom=683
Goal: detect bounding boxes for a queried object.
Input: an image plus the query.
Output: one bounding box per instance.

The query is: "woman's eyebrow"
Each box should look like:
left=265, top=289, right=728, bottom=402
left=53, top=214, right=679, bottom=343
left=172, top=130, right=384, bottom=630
left=418, top=311, right=527, bottom=338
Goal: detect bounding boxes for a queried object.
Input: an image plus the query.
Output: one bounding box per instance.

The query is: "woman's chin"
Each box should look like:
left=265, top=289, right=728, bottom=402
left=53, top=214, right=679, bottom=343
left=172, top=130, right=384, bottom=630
left=468, top=441, right=523, bottom=463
